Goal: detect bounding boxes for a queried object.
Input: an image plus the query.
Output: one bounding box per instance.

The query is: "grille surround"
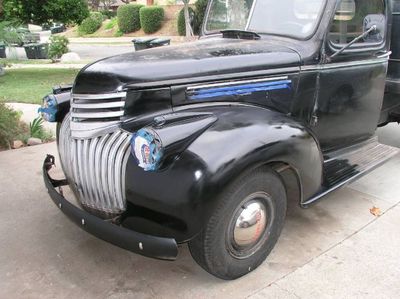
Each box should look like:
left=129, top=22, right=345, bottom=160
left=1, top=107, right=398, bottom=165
left=59, top=114, right=131, bottom=219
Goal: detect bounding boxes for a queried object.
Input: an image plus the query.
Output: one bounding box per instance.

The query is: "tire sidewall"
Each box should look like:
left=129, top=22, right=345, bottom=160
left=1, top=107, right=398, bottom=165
left=202, top=169, right=287, bottom=279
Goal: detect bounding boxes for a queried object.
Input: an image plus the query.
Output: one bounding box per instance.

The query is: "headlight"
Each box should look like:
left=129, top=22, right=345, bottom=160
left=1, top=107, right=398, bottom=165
left=130, top=128, right=164, bottom=171
left=38, top=94, right=58, bottom=122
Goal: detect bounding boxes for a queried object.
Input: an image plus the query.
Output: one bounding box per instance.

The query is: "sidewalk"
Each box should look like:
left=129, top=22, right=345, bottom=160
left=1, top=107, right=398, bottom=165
left=0, top=124, right=399, bottom=298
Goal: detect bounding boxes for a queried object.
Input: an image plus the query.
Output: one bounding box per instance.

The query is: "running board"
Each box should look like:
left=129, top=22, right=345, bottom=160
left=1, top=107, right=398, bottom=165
left=302, top=137, right=399, bottom=207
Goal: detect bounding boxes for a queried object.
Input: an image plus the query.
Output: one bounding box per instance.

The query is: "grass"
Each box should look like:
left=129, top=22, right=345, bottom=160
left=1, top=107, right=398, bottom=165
left=0, top=68, right=79, bottom=104
left=104, top=17, right=118, bottom=30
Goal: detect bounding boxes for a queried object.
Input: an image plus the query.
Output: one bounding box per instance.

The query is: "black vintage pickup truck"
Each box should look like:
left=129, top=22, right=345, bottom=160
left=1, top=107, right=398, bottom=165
left=40, top=0, right=400, bottom=279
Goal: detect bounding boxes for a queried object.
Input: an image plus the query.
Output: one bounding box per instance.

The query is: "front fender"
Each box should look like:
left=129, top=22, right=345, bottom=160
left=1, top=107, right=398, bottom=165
left=123, top=104, right=323, bottom=242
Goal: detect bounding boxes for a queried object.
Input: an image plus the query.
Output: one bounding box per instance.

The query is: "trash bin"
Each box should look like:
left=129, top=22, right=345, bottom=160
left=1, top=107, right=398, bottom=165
left=0, top=42, right=6, bottom=58
left=149, top=38, right=171, bottom=48
left=36, top=43, right=49, bottom=59
left=24, top=44, right=37, bottom=59
left=24, top=43, right=49, bottom=59
left=132, top=38, right=156, bottom=51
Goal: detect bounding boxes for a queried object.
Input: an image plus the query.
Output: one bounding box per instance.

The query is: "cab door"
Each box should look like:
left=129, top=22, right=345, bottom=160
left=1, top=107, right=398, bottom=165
left=311, top=0, right=390, bottom=151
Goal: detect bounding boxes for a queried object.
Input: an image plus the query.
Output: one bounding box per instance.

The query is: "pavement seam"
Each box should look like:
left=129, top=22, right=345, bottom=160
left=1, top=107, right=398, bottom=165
left=246, top=200, right=400, bottom=299
left=347, top=184, right=400, bottom=205
left=272, top=282, right=301, bottom=299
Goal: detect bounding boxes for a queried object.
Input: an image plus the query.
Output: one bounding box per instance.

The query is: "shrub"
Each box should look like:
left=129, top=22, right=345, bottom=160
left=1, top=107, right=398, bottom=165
left=48, top=35, right=69, bottom=60
left=100, top=9, right=117, bottom=19
left=114, top=29, right=124, bottom=37
left=0, top=103, right=26, bottom=149
left=91, top=11, right=105, bottom=23
left=78, top=12, right=103, bottom=35
left=194, top=0, right=208, bottom=34
left=139, top=6, right=164, bottom=34
left=117, top=4, right=144, bottom=33
left=177, top=7, right=195, bottom=36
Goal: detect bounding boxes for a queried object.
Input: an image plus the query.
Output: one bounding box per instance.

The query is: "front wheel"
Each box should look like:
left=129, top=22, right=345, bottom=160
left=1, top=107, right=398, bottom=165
left=188, top=168, right=287, bottom=280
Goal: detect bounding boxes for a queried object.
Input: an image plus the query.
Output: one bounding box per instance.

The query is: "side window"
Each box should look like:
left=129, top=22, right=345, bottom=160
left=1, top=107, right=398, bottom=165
left=329, top=0, right=385, bottom=46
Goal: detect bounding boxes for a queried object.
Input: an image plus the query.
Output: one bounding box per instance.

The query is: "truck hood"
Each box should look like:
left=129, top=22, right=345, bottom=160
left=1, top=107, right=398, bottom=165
left=73, top=37, right=301, bottom=94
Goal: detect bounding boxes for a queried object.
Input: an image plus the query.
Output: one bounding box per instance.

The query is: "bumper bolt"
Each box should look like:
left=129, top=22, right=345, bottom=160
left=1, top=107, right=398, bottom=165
left=81, top=219, right=85, bottom=226
left=58, top=203, right=62, bottom=209
left=139, top=242, right=143, bottom=250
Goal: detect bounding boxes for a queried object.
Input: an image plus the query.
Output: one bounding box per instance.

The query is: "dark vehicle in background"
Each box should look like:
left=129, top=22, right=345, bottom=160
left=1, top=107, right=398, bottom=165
left=41, top=0, right=400, bottom=279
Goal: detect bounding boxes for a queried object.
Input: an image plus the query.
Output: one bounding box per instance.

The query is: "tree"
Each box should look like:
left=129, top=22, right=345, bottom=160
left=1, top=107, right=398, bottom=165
left=87, top=0, right=101, bottom=11
left=181, top=0, right=193, bottom=38
left=3, top=0, right=90, bottom=25
left=100, top=0, right=116, bottom=11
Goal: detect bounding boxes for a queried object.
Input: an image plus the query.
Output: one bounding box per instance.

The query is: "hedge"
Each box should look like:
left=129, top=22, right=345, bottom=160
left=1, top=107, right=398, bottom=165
left=177, top=7, right=195, bottom=36
left=78, top=12, right=103, bottom=35
left=139, top=6, right=164, bottom=34
left=117, top=4, right=144, bottom=33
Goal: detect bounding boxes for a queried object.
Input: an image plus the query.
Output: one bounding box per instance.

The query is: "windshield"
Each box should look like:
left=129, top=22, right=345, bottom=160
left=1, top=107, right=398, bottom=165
left=205, top=0, right=326, bottom=39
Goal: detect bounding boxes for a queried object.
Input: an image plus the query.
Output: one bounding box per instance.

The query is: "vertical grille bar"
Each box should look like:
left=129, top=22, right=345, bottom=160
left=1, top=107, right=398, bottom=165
left=58, top=114, right=131, bottom=219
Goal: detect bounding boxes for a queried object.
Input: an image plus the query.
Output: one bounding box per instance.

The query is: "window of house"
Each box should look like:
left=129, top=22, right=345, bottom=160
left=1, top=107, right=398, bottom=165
left=328, top=0, right=385, bottom=46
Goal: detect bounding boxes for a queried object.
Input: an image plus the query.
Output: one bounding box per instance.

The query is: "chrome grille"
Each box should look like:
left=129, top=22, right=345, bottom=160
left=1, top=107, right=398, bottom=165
left=70, top=92, right=127, bottom=139
left=59, top=114, right=131, bottom=219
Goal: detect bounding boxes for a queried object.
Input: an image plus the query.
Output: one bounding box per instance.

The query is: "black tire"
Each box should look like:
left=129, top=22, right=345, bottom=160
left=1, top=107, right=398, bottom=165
left=188, top=167, right=287, bottom=280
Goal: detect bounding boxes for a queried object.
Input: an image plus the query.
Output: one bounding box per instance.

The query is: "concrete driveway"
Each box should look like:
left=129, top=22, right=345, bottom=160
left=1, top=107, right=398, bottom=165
left=0, top=124, right=399, bottom=298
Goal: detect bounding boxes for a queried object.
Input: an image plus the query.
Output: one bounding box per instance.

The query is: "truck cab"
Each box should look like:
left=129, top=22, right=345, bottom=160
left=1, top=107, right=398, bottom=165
left=41, top=0, right=400, bottom=280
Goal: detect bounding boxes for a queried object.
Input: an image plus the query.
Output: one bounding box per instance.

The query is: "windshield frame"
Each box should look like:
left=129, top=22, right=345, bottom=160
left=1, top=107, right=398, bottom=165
left=203, top=0, right=328, bottom=41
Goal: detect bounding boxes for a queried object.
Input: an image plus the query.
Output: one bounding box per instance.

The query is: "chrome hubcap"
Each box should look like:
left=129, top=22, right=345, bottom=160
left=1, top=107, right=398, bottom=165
left=227, top=192, right=272, bottom=259
left=233, top=201, right=267, bottom=247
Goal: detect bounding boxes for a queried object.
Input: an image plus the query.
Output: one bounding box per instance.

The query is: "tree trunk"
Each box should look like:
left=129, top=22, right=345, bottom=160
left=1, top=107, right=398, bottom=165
left=183, top=1, right=193, bottom=39
left=91, top=0, right=101, bottom=11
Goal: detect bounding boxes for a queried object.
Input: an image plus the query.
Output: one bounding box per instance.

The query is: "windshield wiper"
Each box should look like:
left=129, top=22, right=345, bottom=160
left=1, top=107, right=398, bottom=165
left=221, top=29, right=261, bottom=40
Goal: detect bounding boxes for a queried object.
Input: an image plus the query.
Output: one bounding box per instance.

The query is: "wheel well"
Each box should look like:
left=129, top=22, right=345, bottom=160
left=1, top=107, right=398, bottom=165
left=265, top=162, right=302, bottom=207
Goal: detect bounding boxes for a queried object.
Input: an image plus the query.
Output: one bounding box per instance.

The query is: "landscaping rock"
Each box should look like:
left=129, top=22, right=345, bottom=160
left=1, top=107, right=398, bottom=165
left=27, top=138, right=42, bottom=146
left=61, top=52, right=81, bottom=63
left=0, top=67, right=4, bottom=76
left=12, top=140, right=24, bottom=149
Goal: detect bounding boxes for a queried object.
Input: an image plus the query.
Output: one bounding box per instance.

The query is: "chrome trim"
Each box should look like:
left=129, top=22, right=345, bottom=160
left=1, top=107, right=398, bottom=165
left=187, top=76, right=289, bottom=91
left=126, top=67, right=299, bottom=89
left=377, top=51, right=392, bottom=59
left=301, top=57, right=389, bottom=72
left=70, top=91, right=127, bottom=139
left=72, top=92, right=127, bottom=100
left=59, top=114, right=131, bottom=218
left=72, top=111, right=125, bottom=119
left=245, top=0, right=257, bottom=29
left=71, top=102, right=125, bottom=109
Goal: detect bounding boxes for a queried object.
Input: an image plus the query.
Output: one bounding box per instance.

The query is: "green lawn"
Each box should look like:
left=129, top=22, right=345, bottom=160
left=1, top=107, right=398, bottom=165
left=0, top=68, right=79, bottom=104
